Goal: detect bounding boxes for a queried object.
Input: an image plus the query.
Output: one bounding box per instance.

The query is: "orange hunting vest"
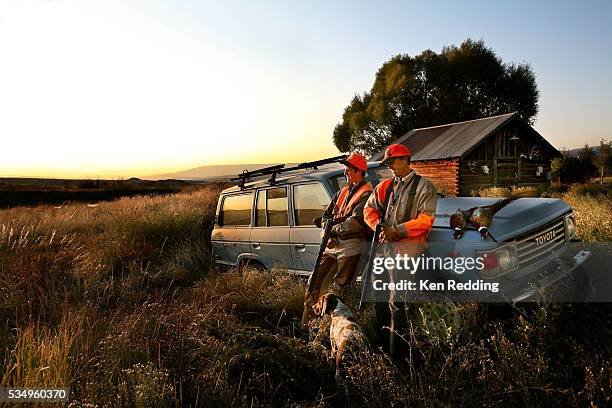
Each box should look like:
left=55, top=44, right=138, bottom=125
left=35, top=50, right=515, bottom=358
left=335, top=182, right=373, bottom=217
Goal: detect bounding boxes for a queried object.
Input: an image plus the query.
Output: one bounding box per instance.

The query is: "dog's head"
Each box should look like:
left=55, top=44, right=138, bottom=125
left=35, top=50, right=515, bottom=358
left=312, top=293, right=341, bottom=317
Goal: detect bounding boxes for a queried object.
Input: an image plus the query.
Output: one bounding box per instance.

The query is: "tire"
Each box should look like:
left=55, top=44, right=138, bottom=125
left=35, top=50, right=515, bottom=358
left=238, top=258, right=265, bottom=272
left=540, top=265, right=592, bottom=301
left=566, top=266, right=592, bottom=301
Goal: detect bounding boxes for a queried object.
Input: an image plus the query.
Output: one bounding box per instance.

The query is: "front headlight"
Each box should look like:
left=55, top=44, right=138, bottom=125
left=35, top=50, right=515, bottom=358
left=498, top=248, right=518, bottom=272
left=564, top=213, right=577, bottom=240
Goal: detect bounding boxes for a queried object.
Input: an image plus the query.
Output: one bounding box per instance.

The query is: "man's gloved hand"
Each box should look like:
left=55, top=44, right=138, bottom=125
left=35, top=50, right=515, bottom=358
left=331, top=223, right=342, bottom=237
left=327, top=237, right=339, bottom=249
left=381, top=224, right=400, bottom=242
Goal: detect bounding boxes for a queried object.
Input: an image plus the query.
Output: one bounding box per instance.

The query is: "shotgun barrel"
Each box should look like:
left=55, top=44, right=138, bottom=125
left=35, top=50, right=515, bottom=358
left=358, top=221, right=383, bottom=310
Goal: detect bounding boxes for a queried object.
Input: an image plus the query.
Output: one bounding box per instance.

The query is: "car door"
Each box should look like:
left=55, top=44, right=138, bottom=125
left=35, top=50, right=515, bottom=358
left=249, top=186, right=295, bottom=270
left=213, top=192, right=254, bottom=266
left=289, top=182, right=332, bottom=274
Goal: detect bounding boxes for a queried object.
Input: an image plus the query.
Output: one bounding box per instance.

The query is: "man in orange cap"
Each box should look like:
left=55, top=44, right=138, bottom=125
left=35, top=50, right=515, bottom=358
left=303, top=152, right=374, bottom=322
left=364, top=143, right=438, bottom=363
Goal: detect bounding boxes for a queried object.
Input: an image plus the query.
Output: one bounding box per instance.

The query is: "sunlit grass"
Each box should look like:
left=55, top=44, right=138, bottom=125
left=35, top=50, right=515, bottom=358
left=0, top=184, right=609, bottom=406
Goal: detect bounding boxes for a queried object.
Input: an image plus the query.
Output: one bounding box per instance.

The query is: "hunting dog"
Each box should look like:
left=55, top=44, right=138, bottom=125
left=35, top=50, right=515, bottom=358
left=312, top=293, right=366, bottom=381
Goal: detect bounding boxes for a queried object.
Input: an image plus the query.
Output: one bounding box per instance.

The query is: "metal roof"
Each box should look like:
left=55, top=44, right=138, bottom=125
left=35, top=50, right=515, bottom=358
left=370, top=112, right=516, bottom=161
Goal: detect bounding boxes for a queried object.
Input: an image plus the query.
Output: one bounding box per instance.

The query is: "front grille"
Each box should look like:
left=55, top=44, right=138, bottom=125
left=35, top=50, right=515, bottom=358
left=515, top=217, right=566, bottom=268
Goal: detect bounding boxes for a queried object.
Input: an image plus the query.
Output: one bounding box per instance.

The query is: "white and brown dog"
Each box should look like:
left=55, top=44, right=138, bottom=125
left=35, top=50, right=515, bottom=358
left=312, top=293, right=366, bottom=381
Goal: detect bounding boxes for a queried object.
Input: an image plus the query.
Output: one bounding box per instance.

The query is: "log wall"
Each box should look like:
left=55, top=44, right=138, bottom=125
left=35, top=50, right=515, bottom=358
left=458, top=158, right=550, bottom=195
left=459, top=159, right=494, bottom=195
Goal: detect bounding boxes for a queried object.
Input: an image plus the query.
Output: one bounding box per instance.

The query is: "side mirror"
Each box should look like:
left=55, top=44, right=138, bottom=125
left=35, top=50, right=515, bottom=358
left=313, top=216, right=323, bottom=228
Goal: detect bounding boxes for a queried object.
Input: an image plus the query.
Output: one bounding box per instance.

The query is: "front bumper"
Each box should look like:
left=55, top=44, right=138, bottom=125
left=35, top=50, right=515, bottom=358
left=511, top=249, right=591, bottom=302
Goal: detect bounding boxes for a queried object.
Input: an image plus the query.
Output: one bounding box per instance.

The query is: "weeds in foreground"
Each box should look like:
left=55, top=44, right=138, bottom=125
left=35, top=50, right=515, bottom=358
left=0, top=185, right=610, bottom=406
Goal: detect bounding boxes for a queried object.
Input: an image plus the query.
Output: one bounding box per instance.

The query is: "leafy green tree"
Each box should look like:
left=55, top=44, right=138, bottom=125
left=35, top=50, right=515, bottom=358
left=334, top=39, right=539, bottom=155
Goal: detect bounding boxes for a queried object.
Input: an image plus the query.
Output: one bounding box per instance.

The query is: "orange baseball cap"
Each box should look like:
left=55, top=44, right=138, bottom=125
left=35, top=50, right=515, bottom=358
left=381, top=144, right=411, bottom=164
left=340, top=152, right=368, bottom=172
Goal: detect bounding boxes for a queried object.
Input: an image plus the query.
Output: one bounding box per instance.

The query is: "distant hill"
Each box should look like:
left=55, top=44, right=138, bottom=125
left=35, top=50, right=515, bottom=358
left=145, top=163, right=290, bottom=181
left=567, top=146, right=602, bottom=158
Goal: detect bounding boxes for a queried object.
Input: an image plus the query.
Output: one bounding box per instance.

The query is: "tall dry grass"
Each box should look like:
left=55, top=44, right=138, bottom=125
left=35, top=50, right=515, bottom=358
left=0, top=183, right=610, bottom=407
left=478, top=184, right=612, bottom=242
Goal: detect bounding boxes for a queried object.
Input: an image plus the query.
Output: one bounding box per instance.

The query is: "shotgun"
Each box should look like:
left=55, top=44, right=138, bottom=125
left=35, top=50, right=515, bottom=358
left=358, top=184, right=397, bottom=309
left=300, top=214, right=352, bottom=328
left=358, top=220, right=383, bottom=310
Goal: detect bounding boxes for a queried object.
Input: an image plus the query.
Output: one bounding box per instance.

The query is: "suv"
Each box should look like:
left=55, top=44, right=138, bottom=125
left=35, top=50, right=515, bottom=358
left=211, top=160, right=591, bottom=301
left=211, top=159, right=391, bottom=275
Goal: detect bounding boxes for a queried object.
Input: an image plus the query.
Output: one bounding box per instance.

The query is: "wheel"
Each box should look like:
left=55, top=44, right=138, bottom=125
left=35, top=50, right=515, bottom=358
left=565, top=266, right=592, bottom=301
left=238, top=258, right=266, bottom=272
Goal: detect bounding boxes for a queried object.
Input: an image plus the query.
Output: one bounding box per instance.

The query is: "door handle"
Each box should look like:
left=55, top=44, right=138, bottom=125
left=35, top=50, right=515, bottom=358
left=253, top=242, right=261, bottom=250
left=295, top=244, right=306, bottom=252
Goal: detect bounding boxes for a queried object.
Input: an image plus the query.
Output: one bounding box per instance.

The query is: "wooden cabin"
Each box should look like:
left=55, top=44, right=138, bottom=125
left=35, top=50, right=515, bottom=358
left=370, top=113, right=562, bottom=196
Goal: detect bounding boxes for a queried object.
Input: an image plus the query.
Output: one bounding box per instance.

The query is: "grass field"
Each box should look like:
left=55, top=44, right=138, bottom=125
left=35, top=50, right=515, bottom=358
left=0, top=185, right=610, bottom=406
left=0, top=177, right=200, bottom=209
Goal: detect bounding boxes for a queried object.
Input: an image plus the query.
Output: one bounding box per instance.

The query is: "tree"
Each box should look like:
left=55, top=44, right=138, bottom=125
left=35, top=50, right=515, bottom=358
left=559, top=147, right=572, bottom=159
left=597, top=139, right=612, bottom=184
left=333, top=39, right=539, bottom=156
left=579, top=144, right=596, bottom=163
left=553, top=157, right=598, bottom=184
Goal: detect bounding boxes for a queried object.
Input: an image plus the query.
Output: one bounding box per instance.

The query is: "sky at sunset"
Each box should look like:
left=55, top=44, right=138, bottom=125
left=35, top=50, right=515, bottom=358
left=1, top=0, right=611, bottom=178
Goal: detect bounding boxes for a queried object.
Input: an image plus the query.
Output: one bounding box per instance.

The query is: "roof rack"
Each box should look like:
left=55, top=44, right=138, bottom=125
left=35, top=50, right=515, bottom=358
left=231, top=164, right=286, bottom=189
left=231, top=155, right=348, bottom=189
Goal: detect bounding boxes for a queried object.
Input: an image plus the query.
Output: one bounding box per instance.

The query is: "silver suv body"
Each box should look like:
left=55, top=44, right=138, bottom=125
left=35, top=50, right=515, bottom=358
left=211, top=163, right=391, bottom=275
left=211, top=163, right=590, bottom=301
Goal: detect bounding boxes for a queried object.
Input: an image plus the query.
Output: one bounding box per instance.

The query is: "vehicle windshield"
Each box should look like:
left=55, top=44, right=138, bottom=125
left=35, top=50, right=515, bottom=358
left=328, top=165, right=393, bottom=193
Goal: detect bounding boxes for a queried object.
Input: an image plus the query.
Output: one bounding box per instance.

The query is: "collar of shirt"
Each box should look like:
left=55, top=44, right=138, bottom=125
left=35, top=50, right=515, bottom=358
left=393, top=169, right=415, bottom=185
left=349, top=179, right=365, bottom=193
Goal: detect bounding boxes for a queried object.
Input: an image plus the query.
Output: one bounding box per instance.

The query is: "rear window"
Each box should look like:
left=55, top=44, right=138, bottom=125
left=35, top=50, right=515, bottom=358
left=293, top=183, right=331, bottom=226
left=328, top=166, right=393, bottom=193
left=220, top=193, right=253, bottom=226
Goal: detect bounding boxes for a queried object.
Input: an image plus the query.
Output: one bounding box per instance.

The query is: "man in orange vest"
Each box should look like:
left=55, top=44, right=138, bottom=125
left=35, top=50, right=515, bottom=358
left=364, top=144, right=437, bottom=363
left=303, top=152, right=374, bottom=320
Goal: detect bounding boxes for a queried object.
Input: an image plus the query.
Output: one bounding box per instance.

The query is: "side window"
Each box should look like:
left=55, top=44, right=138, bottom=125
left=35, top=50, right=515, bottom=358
left=267, top=187, right=288, bottom=226
left=328, top=166, right=392, bottom=193
left=220, top=193, right=253, bottom=226
left=293, top=183, right=331, bottom=226
left=255, top=190, right=266, bottom=226
left=328, top=175, right=348, bottom=193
